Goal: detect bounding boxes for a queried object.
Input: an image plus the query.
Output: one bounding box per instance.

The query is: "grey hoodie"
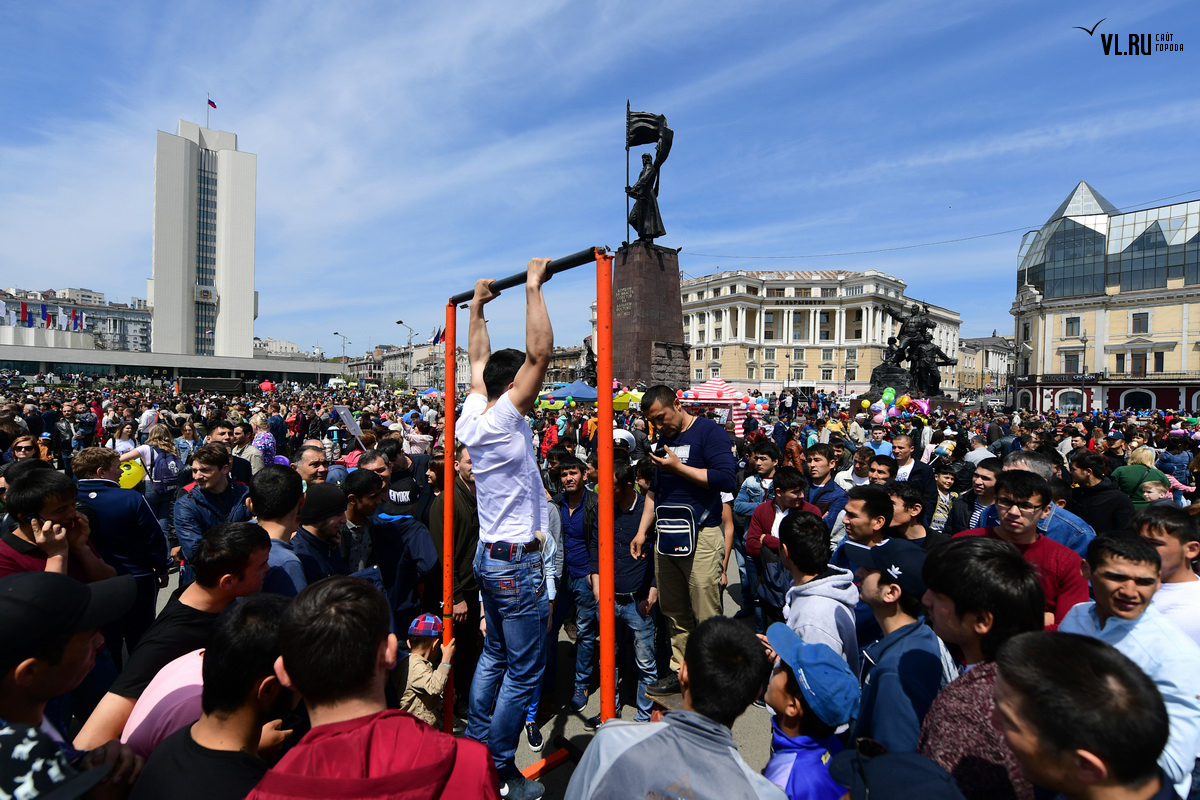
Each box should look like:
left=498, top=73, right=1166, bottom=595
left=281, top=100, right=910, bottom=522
left=783, top=565, right=860, bottom=673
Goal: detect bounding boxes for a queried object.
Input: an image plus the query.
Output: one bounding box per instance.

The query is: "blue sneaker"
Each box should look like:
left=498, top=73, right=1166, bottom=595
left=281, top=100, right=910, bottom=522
left=569, top=687, right=588, bottom=713
left=500, top=773, right=545, bottom=799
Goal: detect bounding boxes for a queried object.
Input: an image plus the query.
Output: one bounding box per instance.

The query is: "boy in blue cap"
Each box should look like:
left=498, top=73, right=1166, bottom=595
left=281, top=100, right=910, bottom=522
left=763, top=622, right=860, bottom=800
left=844, top=537, right=949, bottom=752
left=393, top=613, right=456, bottom=728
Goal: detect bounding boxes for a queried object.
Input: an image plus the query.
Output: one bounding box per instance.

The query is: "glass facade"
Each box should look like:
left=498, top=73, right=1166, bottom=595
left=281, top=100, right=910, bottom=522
left=1019, top=183, right=1200, bottom=300
left=195, top=149, right=218, bottom=356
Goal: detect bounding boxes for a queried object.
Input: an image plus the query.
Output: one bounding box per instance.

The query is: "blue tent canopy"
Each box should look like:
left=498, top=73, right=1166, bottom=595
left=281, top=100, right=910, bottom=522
left=538, top=379, right=599, bottom=402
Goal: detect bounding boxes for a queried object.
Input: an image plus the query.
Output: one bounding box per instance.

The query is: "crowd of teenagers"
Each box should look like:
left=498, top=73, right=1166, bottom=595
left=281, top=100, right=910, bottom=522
left=5, top=265, right=1200, bottom=799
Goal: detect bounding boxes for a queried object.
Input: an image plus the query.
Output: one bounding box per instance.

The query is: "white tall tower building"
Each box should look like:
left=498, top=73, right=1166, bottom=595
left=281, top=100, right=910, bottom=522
left=148, top=120, right=257, bottom=357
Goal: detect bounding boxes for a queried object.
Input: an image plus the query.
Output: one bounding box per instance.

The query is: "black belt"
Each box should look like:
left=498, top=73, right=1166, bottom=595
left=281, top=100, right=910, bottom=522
left=487, top=539, right=541, bottom=562
left=614, top=591, right=641, bottom=602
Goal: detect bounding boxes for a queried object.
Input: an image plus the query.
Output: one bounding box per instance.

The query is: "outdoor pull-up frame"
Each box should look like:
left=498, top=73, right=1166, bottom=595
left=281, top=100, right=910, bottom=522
left=441, top=246, right=618, bottom=770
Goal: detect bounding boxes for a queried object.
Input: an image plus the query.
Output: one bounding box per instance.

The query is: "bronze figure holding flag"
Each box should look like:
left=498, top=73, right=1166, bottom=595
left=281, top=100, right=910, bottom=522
left=625, top=104, right=674, bottom=244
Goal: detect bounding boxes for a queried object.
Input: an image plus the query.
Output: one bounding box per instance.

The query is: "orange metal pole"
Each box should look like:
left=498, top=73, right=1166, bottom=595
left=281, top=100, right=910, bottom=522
left=595, top=249, right=616, bottom=722
left=521, top=748, right=572, bottom=780
left=441, top=301, right=458, bottom=733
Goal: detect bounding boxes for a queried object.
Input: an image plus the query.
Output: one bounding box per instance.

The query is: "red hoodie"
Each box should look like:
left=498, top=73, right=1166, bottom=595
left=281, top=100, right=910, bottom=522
left=246, top=710, right=498, bottom=800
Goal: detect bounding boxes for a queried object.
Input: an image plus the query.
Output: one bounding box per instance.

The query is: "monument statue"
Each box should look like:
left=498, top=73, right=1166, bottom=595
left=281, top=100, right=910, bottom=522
left=625, top=105, right=674, bottom=244
left=581, top=343, right=598, bottom=387
left=869, top=303, right=957, bottom=398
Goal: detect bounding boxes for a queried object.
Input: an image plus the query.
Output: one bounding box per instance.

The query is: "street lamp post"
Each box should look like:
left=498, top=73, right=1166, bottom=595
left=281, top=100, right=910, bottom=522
left=1080, top=330, right=1089, bottom=414
left=333, top=332, right=351, bottom=379
left=396, top=320, right=416, bottom=390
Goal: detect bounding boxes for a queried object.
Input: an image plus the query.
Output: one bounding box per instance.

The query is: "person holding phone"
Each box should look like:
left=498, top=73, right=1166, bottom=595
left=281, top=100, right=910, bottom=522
left=0, top=462, right=116, bottom=584
left=630, top=385, right=738, bottom=697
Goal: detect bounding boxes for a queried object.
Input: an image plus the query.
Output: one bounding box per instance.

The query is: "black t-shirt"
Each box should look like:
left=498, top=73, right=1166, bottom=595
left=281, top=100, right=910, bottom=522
left=911, top=530, right=951, bottom=552
left=130, top=725, right=266, bottom=800
left=110, top=590, right=219, bottom=698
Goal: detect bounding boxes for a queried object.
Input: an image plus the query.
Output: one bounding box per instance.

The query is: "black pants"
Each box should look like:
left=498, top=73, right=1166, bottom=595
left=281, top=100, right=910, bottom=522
left=102, top=574, right=159, bottom=670
left=452, top=596, right=481, bottom=719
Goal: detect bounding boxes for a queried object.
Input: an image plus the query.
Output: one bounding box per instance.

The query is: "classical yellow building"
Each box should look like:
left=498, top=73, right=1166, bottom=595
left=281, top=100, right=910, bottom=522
left=679, top=269, right=961, bottom=397
left=957, top=334, right=1015, bottom=401
left=1011, top=182, right=1200, bottom=412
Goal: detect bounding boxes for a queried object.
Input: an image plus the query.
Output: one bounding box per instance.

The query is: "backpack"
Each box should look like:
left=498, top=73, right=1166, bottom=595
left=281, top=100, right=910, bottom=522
left=148, top=446, right=185, bottom=493
left=756, top=545, right=793, bottom=614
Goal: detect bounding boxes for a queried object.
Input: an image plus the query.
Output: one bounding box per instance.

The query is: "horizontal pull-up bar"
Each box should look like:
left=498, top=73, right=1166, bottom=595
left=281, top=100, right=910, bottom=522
left=450, top=246, right=609, bottom=306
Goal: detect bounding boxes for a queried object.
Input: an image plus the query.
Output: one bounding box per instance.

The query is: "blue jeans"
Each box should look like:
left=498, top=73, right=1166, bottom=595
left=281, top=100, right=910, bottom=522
left=570, top=574, right=599, bottom=694
left=144, top=487, right=174, bottom=537
left=466, top=542, right=549, bottom=778
left=615, top=598, right=658, bottom=721
left=526, top=573, right=598, bottom=722
left=528, top=576, right=571, bottom=722
left=733, top=530, right=765, bottom=634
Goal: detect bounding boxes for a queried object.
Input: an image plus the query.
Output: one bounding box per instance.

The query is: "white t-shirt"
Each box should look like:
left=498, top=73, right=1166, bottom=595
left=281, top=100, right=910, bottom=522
left=457, top=392, right=547, bottom=545
left=1152, top=581, right=1200, bottom=648
left=896, top=460, right=914, bottom=481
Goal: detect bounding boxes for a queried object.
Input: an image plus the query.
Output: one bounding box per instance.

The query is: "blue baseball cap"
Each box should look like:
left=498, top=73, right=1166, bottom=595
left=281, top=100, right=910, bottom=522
left=766, top=623, right=859, bottom=727
left=843, top=538, right=928, bottom=600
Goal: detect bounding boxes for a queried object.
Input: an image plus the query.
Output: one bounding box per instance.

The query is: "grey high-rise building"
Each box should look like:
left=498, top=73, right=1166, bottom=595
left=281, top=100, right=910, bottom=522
left=148, top=120, right=257, bottom=357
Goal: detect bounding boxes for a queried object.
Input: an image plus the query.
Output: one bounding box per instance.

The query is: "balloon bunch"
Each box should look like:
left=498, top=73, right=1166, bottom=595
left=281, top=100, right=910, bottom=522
left=741, top=395, right=769, bottom=410
left=866, top=388, right=933, bottom=424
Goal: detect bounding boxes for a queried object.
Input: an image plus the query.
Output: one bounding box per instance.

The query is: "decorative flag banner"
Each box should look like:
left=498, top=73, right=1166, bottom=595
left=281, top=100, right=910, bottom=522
left=20, top=302, right=27, bottom=323
left=205, top=329, right=214, bottom=334
left=71, top=309, right=79, bottom=330
left=41, top=304, right=49, bottom=325
left=80, top=312, right=87, bottom=331
left=208, top=98, right=217, bottom=109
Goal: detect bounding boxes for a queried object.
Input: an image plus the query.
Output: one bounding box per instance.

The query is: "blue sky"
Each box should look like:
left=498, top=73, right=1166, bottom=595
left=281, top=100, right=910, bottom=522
left=1, top=1, right=1197, bottom=358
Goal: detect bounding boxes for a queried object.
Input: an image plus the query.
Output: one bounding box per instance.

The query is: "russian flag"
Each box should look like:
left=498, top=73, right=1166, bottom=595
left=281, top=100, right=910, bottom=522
left=208, top=98, right=217, bottom=109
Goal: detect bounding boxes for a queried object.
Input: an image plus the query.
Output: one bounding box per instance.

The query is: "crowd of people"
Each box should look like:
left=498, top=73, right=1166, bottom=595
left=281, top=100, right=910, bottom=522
left=5, top=264, right=1200, bottom=799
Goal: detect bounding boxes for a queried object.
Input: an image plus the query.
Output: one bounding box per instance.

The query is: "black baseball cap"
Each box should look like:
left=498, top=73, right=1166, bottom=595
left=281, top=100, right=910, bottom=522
left=300, top=482, right=348, bottom=524
left=843, top=538, right=928, bottom=600
left=0, top=572, right=135, bottom=659
left=0, top=724, right=111, bottom=800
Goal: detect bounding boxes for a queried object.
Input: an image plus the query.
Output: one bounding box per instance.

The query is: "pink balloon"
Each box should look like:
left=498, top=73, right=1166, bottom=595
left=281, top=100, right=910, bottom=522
left=873, top=412, right=885, bottom=424
left=676, top=389, right=684, bottom=398
left=887, top=406, right=900, bottom=417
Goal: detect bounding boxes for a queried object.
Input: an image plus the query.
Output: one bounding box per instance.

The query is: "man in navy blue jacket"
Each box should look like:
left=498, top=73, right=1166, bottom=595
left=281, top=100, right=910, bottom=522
left=73, top=447, right=169, bottom=666
left=844, top=538, right=947, bottom=752
left=173, top=443, right=252, bottom=585
left=632, top=385, right=737, bottom=696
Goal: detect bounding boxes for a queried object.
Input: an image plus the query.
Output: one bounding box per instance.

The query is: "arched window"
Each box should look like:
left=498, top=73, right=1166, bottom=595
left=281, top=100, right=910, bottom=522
left=1056, top=390, right=1083, bottom=412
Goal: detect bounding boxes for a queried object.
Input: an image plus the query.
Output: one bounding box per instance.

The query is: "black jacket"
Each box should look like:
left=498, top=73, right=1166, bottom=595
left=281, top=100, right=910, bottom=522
left=428, top=476, right=480, bottom=605
left=1067, top=478, right=1135, bottom=534
left=946, top=492, right=984, bottom=535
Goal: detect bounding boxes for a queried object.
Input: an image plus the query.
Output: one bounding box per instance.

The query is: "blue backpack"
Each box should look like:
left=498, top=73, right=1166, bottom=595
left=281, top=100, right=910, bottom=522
left=149, top=446, right=185, bottom=493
